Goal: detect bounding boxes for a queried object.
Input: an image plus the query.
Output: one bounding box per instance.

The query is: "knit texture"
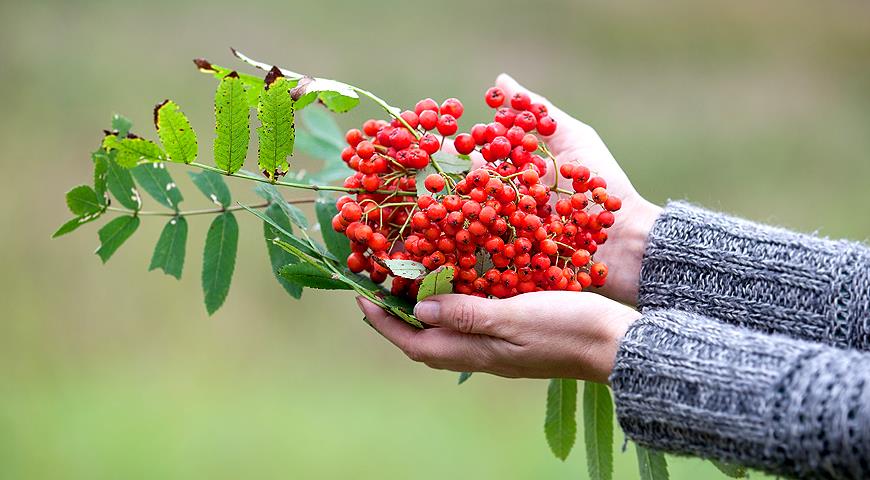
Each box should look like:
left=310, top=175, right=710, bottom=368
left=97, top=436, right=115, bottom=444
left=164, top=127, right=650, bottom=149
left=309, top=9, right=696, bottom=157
left=638, top=201, right=870, bottom=350
left=610, top=309, right=870, bottom=479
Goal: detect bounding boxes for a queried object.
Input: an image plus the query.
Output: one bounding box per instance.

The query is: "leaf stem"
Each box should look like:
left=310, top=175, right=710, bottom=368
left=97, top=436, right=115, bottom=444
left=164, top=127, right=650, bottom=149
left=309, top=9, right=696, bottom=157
left=105, top=201, right=288, bottom=217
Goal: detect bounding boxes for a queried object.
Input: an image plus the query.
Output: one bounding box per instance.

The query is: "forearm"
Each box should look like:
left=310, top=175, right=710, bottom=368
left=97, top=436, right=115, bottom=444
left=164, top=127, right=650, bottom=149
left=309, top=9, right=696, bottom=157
left=636, top=201, right=870, bottom=350
left=610, top=309, right=870, bottom=479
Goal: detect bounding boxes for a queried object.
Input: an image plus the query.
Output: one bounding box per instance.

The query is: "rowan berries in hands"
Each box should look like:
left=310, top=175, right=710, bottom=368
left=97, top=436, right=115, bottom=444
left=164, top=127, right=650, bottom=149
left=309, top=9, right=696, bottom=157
left=334, top=87, right=619, bottom=300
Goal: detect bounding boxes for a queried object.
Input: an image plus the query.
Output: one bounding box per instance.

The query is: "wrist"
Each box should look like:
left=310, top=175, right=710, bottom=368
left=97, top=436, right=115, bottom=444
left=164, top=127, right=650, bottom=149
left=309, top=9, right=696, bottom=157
left=588, top=307, right=639, bottom=384
left=596, top=196, right=662, bottom=306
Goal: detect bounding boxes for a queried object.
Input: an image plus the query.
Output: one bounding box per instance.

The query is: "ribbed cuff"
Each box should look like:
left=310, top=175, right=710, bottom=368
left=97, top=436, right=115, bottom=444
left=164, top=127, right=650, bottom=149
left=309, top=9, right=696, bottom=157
left=637, top=201, right=870, bottom=350
left=610, top=309, right=870, bottom=478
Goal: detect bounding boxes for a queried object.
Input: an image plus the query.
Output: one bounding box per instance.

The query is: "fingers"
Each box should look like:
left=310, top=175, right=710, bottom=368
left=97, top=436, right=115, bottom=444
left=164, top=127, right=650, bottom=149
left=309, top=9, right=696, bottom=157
left=413, top=294, right=518, bottom=337
left=356, top=297, right=501, bottom=372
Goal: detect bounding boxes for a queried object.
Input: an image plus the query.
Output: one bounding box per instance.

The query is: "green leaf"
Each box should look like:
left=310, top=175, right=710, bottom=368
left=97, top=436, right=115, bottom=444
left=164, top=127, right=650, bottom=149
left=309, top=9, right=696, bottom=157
left=253, top=184, right=308, bottom=229
left=95, top=215, right=140, bottom=263
left=415, top=166, right=438, bottom=197
left=636, top=446, right=669, bottom=480
left=417, top=265, right=455, bottom=301
left=93, top=150, right=110, bottom=205
left=188, top=170, right=231, bottom=208
left=103, top=135, right=167, bottom=168
left=584, top=381, right=614, bottom=480
left=106, top=158, right=141, bottom=210
left=202, top=212, right=239, bottom=315
left=111, top=113, right=133, bottom=137
left=377, top=258, right=427, bottom=280
left=214, top=72, right=250, bottom=174
left=131, top=163, right=183, bottom=210
left=315, top=197, right=351, bottom=261
left=263, top=203, right=302, bottom=299
left=194, top=58, right=265, bottom=108
left=290, top=76, right=360, bottom=113
left=458, top=372, right=473, bottom=384
left=149, top=216, right=187, bottom=279
left=257, top=74, right=295, bottom=180
left=65, top=185, right=102, bottom=216
left=545, top=378, right=578, bottom=461
left=154, top=100, right=198, bottom=164
left=301, top=106, right=344, bottom=146
left=430, top=151, right=472, bottom=173
left=53, top=213, right=102, bottom=238
left=711, top=460, right=747, bottom=478
left=278, top=263, right=351, bottom=290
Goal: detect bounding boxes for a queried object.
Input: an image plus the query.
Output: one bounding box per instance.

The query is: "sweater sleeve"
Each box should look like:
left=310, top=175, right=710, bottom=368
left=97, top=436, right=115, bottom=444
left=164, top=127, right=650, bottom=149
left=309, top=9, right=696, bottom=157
left=610, top=309, right=870, bottom=479
left=638, top=201, right=870, bottom=350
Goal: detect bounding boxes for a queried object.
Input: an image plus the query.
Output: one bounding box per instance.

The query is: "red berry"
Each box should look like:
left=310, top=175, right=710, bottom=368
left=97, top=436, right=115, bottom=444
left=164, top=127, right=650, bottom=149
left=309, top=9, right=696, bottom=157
left=485, top=87, right=505, bottom=108
left=514, top=111, right=537, bottom=132
left=424, top=173, right=446, bottom=193
left=520, top=168, right=540, bottom=186
left=521, top=134, right=539, bottom=152
left=418, top=134, right=440, bottom=155
left=540, top=239, right=558, bottom=255
left=436, top=114, right=458, bottom=136
left=400, top=110, right=419, bottom=129
left=356, top=141, right=375, bottom=160
left=418, top=110, right=438, bottom=130
left=597, top=210, right=615, bottom=228
left=571, top=249, right=590, bottom=267
left=510, top=92, right=532, bottom=111
left=454, top=133, right=475, bottom=155
left=347, top=252, right=367, bottom=273
left=440, top=98, right=464, bottom=119
left=536, top=116, right=557, bottom=136
left=345, top=128, right=364, bottom=146
left=489, top=136, right=511, bottom=159
left=528, top=103, right=548, bottom=119
left=414, top=98, right=439, bottom=115
left=604, top=196, right=622, bottom=212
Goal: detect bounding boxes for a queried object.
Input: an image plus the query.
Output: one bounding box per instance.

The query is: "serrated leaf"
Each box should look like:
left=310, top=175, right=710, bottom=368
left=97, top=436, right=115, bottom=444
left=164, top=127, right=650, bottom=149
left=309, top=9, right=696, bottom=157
left=214, top=72, right=250, bottom=174
left=417, top=265, right=456, bottom=301
left=188, top=170, right=231, bottom=208
left=315, top=198, right=351, bottom=262
left=149, top=216, right=187, bottom=279
left=106, top=158, right=141, bottom=210
left=377, top=258, right=427, bottom=279
left=430, top=151, right=472, bottom=173
left=458, top=372, right=473, bottom=384
left=131, top=162, right=183, bottom=210
left=66, top=185, right=102, bottom=216
left=278, top=263, right=350, bottom=290
left=584, top=381, right=614, bottom=480
left=290, top=77, right=360, bottom=113
left=93, top=150, right=110, bottom=205
left=263, top=203, right=302, bottom=299
left=257, top=74, right=295, bottom=180
left=155, top=100, right=197, bottom=164
left=194, top=58, right=265, bottom=107
left=202, top=212, right=239, bottom=315
left=318, top=90, right=360, bottom=113
left=253, top=184, right=308, bottom=229
left=53, top=212, right=102, bottom=238
left=103, top=135, right=167, bottom=168
left=636, top=446, right=669, bottom=480
left=95, top=215, right=140, bottom=263
left=545, top=378, right=578, bottom=461
left=711, top=460, right=747, bottom=478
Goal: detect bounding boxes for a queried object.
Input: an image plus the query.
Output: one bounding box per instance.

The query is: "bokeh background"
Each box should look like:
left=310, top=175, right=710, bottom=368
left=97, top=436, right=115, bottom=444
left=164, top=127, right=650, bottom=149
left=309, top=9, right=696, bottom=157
left=2, top=0, right=869, bottom=478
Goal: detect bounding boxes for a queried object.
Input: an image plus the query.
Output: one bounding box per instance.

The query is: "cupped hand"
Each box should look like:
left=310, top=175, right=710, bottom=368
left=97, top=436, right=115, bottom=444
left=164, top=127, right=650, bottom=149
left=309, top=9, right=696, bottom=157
left=494, top=74, right=662, bottom=305
left=357, top=291, right=639, bottom=384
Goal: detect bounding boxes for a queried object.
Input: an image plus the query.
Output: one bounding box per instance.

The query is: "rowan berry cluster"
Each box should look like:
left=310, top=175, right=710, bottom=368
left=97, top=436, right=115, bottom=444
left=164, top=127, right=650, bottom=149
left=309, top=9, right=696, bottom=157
left=331, top=87, right=620, bottom=300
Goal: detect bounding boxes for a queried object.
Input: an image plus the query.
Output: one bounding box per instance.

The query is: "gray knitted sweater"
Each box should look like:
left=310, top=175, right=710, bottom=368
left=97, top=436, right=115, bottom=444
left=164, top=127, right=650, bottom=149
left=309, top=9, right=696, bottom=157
left=609, top=202, right=870, bottom=479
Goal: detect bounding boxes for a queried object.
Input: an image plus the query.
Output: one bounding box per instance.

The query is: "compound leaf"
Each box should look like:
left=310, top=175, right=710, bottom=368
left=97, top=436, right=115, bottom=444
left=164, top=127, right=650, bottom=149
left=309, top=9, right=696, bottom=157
left=545, top=378, right=578, bottom=461
left=155, top=100, right=198, bottom=164
left=149, top=216, right=187, bottom=279
left=95, top=215, right=140, bottom=263
left=93, top=150, right=110, bottom=205
left=131, top=162, right=183, bottom=210
left=636, top=446, right=669, bottom=480
left=214, top=72, right=250, bottom=174
left=103, top=135, right=167, bottom=168
left=202, top=212, right=239, bottom=315
left=53, top=212, right=102, bottom=238
left=290, top=76, right=359, bottom=113
left=584, top=381, right=614, bottom=480
left=263, top=203, right=302, bottom=299
left=188, top=170, right=231, bottom=208
left=257, top=73, right=294, bottom=180
left=278, top=263, right=351, bottom=290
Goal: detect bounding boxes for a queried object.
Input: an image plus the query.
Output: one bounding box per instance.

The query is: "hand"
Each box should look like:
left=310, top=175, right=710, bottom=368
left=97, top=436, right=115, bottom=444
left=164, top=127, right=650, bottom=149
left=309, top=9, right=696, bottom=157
left=494, top=74, right=662, bottom=305
left=357, top=292, right=640, bottom=383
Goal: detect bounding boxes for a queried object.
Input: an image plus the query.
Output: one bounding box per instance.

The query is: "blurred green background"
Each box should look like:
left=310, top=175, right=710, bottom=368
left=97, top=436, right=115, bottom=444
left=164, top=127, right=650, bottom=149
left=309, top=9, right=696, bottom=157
left=2, top=0, right=869, bottom=478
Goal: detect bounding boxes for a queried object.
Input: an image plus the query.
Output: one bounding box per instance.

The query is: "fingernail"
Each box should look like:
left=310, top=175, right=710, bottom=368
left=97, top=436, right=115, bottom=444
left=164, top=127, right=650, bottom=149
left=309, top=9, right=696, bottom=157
left=414, top=300, right=439, bottom=323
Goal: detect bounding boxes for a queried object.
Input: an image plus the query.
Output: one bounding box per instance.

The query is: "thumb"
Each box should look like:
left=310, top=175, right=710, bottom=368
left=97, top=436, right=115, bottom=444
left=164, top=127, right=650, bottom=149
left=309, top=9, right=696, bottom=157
left=414, top=294, right=514, bottom=337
